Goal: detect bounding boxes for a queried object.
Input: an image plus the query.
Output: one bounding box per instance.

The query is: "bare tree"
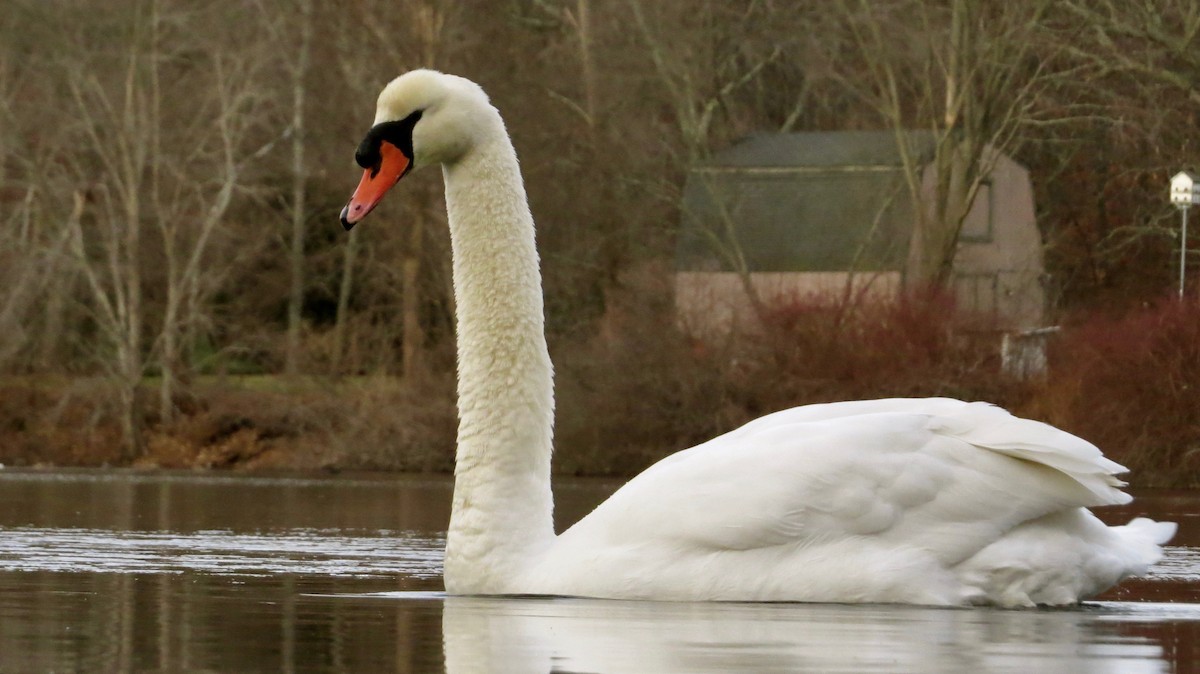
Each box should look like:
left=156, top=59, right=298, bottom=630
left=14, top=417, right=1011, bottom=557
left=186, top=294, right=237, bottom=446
left=833, top=0, right=1063, bottom=286
left=1032, top=0, right=1200, bottom=302
left=626, top=0, right=784, bottom=319
left=1060, top=0, right=1200, bottom=106
left=327, top=0, right=456, bottom=378
left=627, top=1, right=781, bottom=163
left=0, top=191, right=75, bottom=369
left=62, top=40, right=152, bottom=456
left=153, top=52, right=259, bottom=420
left=48, top=0, right=269, bottom=451
left=0, top=5, right=85, bottom=373
left=284, top=0, right=313, bottom=376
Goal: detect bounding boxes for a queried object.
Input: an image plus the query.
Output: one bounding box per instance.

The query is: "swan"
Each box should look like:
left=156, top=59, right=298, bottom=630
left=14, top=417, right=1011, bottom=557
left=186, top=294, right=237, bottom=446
left=340, top=69, right=1174, bottom=607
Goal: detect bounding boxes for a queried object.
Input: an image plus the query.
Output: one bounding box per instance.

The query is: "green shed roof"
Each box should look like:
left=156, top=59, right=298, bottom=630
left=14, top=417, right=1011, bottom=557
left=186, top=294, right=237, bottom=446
left=706, top=131, right=935, bottom=169
left=678, top=132, right=931, bottom=273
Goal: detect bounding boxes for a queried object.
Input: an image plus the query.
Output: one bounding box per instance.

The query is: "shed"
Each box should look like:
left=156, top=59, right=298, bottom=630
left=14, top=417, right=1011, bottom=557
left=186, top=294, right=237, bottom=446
left=675, top=131, right=1045, bottom=335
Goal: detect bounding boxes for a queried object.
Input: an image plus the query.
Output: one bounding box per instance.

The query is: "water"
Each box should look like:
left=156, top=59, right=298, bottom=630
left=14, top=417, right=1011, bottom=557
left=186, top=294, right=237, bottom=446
left=0, top=470, right=1198, bottom=673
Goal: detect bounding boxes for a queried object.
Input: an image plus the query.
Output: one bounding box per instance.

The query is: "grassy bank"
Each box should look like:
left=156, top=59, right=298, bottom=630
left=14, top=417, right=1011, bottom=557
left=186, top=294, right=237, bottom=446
left=1, top=296, right=1197, bottom=487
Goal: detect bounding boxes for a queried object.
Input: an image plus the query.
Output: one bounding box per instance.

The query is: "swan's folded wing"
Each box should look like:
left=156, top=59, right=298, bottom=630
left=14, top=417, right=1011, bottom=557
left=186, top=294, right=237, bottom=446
left=558, top=400, right=1129, bottom=569
left=926, top=402, right=1130, bottom=504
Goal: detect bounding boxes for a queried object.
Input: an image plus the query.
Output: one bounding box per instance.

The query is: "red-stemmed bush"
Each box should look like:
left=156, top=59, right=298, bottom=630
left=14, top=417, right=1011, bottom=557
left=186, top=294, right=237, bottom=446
left=732, top=288, right=1013, bottom=414
left=1032, top=297, right=1200, bottom=486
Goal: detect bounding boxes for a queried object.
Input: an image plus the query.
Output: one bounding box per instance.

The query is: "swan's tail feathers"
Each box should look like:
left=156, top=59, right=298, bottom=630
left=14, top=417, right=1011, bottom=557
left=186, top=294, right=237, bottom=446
left=931, top=402, right=1132, bottom=506
left=957, top=510, right=1177, bottom=607
left=1114, top=517, right=1177, bottom=570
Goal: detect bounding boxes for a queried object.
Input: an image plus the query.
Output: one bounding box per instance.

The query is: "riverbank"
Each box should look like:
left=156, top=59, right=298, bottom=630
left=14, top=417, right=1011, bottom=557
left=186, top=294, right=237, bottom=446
left=1, top=297, right=1196, bottom=487
left=0, top=375, right=457, bottom=473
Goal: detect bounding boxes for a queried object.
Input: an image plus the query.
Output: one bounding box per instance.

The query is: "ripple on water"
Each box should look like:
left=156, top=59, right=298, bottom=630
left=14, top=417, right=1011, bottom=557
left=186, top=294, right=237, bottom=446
left=1146, top=546, right=1200, bottom=582
left=5, top=529, right=1200, bottom=587
left=1088, top=600, right=1200, bottom=622
left=0, top=527, right=445, bottom=578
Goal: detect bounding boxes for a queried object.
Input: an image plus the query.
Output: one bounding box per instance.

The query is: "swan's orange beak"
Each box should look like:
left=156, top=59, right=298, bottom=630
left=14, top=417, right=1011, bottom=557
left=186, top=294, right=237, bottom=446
left=340, top=141, right=411, bottom=230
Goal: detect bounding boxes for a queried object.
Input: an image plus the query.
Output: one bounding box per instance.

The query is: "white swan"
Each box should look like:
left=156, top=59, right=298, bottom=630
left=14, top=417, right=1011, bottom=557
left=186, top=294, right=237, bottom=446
left=340, top=69, right=1174, bottom=607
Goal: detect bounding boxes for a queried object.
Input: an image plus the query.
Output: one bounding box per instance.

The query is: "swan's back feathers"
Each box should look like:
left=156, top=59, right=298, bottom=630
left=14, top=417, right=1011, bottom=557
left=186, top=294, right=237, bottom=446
left=538, top=398, right=1153, bottom=603
left=719, top=398, right=1129, bottom=505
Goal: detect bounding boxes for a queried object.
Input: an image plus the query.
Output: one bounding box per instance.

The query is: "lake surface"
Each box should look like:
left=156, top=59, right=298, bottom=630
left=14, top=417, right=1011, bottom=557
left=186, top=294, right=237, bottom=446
left=0, top=469, right=1198, bottom=673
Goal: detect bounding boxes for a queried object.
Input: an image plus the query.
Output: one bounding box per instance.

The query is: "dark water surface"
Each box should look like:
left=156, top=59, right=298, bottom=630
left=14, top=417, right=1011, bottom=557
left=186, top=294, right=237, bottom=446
left=0, top=469, right=1198, bottom=673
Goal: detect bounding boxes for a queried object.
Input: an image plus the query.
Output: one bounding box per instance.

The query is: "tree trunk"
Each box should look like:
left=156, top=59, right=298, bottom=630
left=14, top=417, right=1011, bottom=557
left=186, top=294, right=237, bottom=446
left=331, top=227, right=359, bottom=374
left=402, top=256, right=421, bottom=379
left=122, top=183, right=144, bottom=460
left=577, top=0, right=596, bottom=134
left=285, top=0, right=313, bottom=375
left=401, top=209, right=424, bottom=379
left=118, top=356, right=146, bottom=460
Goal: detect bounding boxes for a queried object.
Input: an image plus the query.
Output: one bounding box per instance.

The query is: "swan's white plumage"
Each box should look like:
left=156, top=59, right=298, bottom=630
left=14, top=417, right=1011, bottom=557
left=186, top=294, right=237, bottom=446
left=526, top=399, right=1168, bottom=604
left=360, top=70, right=1174, bottom=607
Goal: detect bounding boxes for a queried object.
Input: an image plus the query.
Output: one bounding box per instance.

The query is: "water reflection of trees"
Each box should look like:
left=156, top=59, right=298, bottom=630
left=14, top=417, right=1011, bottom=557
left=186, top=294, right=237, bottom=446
left=0, top=473, right=449, bottom=672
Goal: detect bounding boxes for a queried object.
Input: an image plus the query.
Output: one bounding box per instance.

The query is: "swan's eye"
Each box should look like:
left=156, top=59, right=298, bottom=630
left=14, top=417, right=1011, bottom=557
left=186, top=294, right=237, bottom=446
left=355, top=146, right=381, bottom=172
left=355, top=109, right=424, bottom=173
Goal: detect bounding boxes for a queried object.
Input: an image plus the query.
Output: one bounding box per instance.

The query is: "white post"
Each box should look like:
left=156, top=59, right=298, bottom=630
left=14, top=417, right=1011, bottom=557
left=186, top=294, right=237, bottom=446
left=1183, top=207, right=1190, bottom=299
left=1170, top=171, right=1197, bottom=299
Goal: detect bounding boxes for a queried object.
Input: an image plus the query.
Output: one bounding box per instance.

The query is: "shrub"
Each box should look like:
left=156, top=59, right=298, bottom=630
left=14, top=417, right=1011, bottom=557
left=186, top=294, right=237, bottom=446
left=731, top=289, right=1020, bottom=414
left=1032, top=297, right=1200, bottom=486
left=552, top=286, right=1030, bottom=475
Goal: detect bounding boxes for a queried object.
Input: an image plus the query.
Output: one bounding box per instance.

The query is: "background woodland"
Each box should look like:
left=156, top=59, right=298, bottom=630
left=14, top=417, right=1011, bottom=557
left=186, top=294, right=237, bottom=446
left=0, top=0, right=1198, bottom=484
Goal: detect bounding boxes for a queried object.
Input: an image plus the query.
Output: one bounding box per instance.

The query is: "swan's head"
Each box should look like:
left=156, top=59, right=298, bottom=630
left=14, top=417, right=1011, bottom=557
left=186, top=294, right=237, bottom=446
left=340, top=69, right=495, bottom=230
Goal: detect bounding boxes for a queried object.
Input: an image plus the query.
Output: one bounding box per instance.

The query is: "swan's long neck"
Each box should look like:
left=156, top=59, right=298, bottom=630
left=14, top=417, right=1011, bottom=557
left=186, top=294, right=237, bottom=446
left=441, top=119, right=555, bottom=593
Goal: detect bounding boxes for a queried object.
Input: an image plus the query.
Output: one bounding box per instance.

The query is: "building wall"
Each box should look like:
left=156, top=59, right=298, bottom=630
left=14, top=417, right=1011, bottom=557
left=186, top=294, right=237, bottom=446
left=946, top=153, right=1045, bottom=328
left=675, top=271, right=902, bottom=338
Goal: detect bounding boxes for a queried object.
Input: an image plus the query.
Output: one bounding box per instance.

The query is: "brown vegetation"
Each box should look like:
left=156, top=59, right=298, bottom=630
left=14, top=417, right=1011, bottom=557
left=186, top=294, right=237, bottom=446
left=0, top=1, right=1198, bottom=480
left=1029, top=298, right=1200, bottom=485
left=3, top=295, right=1196, bottom=487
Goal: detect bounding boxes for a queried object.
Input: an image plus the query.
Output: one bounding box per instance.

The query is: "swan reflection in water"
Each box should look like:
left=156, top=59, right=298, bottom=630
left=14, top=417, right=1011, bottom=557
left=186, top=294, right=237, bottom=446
left=439, top=595, right=1169, bottom=674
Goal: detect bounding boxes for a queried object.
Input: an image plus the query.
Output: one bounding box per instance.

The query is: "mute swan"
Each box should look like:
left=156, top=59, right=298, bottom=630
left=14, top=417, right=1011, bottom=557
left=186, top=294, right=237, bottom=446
left=340, top=70, right=1174, bottom=606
